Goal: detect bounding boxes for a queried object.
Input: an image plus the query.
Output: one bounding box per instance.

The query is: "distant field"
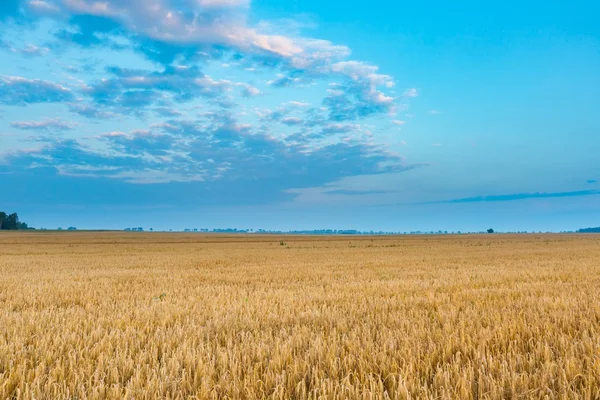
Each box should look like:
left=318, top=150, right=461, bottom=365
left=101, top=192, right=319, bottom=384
left=1, top=232, right=599, bottom=399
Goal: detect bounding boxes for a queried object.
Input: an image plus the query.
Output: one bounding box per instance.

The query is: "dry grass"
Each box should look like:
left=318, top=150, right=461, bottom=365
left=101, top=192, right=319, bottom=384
left=1, top=232, right=599, bottom=399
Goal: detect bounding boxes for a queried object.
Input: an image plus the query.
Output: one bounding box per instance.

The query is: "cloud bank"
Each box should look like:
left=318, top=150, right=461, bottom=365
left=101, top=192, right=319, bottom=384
left=0, top=0, right=420, bottom=207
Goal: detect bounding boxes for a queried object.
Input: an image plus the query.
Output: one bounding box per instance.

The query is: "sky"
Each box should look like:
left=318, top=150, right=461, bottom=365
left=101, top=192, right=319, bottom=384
left=0, top=0, right=599, bottom=232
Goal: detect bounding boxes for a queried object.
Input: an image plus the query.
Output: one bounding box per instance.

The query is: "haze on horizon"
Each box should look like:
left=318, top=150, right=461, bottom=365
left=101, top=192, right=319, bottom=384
left=0, top=0, right=599, bottom=232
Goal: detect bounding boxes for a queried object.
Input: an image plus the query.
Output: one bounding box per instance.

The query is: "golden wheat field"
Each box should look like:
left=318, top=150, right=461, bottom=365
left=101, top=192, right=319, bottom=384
left=1, top=232, right=600, bottom=399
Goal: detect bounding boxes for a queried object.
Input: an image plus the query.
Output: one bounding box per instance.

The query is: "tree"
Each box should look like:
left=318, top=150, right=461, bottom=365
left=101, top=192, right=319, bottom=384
left=487, top=228, right=494, bottom=234
left=4, top=213, right=19, bottom=230
left=0, top=212, right=31, bottom=230
left=578, top=227, right=600, bottom=233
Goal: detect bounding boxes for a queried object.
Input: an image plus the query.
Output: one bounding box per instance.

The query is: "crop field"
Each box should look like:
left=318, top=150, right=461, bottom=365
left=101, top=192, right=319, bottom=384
left=1, top=232, right=599, bottom=399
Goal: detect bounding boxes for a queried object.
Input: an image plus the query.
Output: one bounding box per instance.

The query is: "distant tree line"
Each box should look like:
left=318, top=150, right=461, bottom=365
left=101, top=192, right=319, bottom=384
left=0, top=212, right=30, bottom=230
left=577, top=227, right=600, bottom=233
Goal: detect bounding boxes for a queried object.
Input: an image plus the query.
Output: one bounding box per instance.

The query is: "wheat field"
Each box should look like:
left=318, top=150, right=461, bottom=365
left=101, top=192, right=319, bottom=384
left=1, top=232, right=599, bottom=399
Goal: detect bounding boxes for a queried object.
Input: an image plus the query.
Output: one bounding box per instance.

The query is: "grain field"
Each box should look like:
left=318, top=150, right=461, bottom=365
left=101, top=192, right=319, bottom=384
left=1, top=232, right=599, bottom=399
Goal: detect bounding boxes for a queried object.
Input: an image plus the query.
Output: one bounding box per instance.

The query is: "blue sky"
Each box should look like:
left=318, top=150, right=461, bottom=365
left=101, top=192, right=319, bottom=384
left=1, top=0, right=599, bottom=231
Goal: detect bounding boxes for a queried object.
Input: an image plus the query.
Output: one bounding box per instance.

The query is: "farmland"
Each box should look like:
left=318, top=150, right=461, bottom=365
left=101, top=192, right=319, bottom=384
left=1, top=232, right=599, bottom=399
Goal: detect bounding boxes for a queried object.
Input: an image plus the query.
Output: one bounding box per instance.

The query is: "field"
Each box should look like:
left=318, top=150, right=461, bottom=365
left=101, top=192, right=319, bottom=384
left=1, top=232, right=599, bottom=399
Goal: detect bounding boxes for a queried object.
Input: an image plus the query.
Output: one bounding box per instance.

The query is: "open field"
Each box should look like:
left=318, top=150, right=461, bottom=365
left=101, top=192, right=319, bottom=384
left=1, top=232, right=600, bottom=399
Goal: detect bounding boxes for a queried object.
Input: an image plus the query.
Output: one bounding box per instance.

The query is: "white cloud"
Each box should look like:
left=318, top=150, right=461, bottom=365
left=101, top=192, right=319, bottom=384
left=198, top=0, right=249, bottom=7
left=281, top=117, right=303, bottom=126
left=10, top=118, right=78, bottom=131
left=403, top=88, right=418, bottom=97
left=238, top=83, right=261, bottom=97
left=287, top=101, right=310, bottom=107
left=28, top=0, right=60, bottom=13
left=33, top=0, right=348, bottom=63
left=330, top=61, right=394, bottom=87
